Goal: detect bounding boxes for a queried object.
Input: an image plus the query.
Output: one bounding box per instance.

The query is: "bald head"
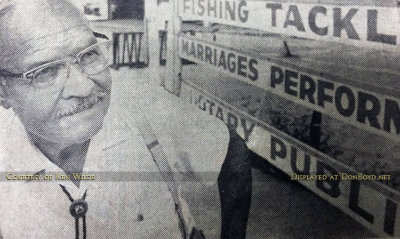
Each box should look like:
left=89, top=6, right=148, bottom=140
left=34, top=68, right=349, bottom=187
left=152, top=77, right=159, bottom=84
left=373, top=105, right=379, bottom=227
left=0, top=0, right=91, bottom=68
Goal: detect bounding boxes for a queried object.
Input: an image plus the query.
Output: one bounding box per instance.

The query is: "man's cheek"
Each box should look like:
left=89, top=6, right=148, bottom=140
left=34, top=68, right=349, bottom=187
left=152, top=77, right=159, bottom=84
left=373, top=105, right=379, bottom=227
left=8, top=90, right=49, bottom=113
left=22, top=100, right=57, bottom=123
left=96, top=69, right=113, bottom=90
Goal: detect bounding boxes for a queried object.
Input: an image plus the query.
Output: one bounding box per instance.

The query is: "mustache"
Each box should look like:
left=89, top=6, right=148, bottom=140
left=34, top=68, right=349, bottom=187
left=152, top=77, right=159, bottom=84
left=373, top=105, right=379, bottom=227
left=56, top=90, right=107, bottom=119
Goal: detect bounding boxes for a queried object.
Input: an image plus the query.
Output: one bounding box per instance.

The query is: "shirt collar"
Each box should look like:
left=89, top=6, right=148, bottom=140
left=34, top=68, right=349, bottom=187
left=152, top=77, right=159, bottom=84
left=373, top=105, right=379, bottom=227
left=92, top=107, right=134, bottom=150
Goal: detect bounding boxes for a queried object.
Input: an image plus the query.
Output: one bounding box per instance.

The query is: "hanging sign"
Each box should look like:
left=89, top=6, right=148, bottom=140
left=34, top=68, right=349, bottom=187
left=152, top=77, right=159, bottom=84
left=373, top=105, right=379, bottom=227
left=180, top=80, right=400, bottom=237
left=178, top=36, right=400, bottom=141
left=179, top=0, right=400, bottom=50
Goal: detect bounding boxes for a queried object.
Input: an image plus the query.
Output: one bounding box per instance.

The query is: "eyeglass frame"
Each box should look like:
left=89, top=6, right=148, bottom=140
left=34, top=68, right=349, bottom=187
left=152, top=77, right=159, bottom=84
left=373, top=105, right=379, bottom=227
left=0, top=31, right=110, bottom=87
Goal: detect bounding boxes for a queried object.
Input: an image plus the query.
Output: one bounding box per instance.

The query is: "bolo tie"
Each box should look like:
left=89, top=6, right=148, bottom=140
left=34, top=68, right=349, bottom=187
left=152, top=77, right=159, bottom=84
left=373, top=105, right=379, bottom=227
left=59, top=184, right=89, bottom=239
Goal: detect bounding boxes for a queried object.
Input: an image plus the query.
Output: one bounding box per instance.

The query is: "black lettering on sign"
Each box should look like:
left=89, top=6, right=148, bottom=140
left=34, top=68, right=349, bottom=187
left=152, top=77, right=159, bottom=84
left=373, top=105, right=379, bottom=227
left=197, top=94, right=207, bottom=111
left=248, top=58, right=258, bottom=81
left=268, top=64, right=399, bottom=137
left=227, top=53, right=236, bottom=73
left=367, top=10, right=397, bottom=45
left=218, top=50, right=227, bottom=69
left=213, top=48, right=218, bottom=66
left=238, top=0, right=249, bottom=23
left=237, top=55, right=247, bottom=78
left=225, top=1, right=235, bottom=21
left=241, top=119, right=255, bottom=142
left=216, top=106, right=224, bottom=121
left=205, top=46, right=213, bottom=64
left=309, top=6, right=328, bottom=36
left=193, top=91, right=255, bottom=141
left=357, top=92, right=381, bottom=130
left=333, top=8, right=360, bottom=40
left=183, top=38, right=399, bottom=139
left=284, top=5, right=306, bottom=32
left=183, top=0, right=190, bottom=13
left=227, top=112, right=238, bottom=129
left=219, top=0, right=223, bottom=19
left=299, top=74, right=316, bottom=104
left=208, top=0, right=216, bottom=17
left=197, top=0, right=205, bottom=15
left=384, top=99, right=400, bottom=134
left=316, top=162, right=340, bottom=198
left=266, top=3, right=282, bottom=27
left=384, top=199, right=397, bottom=236
left=285, top=70, right=298, bottom=97
left=317, top=80, right=334, bottom=107
left=270, top=65, right=284, bottom=88
left=197, top=43, right=204, bottom=61
left=335, top=85, right=356, bottom=117
left=270, top=136, right=286, bottom=160
left=290, top=147, right=311, bottom=174
left=349, top=180, right=374, bottom=223
left=206, top=99, right=215, bottom=115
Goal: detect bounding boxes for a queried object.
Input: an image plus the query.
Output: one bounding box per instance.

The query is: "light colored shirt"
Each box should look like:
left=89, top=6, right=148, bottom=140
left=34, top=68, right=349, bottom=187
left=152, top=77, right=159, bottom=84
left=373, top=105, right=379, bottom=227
left=0, top=93, right=229, bottom=238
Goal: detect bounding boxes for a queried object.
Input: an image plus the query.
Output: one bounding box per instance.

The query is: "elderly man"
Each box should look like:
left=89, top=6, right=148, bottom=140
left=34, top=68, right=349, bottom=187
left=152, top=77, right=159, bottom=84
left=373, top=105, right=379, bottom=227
left=0, top=0, right=251, bottom=238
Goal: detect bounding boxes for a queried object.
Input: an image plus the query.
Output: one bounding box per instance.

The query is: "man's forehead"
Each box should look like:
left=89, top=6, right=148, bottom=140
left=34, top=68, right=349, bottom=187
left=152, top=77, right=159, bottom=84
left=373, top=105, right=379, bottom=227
left=0, top=0, right=91, bottom=65
left=20, top=28, right=96, bottom=72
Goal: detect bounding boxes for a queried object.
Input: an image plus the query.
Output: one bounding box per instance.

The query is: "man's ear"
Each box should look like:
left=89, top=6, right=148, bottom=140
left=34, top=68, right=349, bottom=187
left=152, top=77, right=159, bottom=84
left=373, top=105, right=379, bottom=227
left=0, top=79, right=10, bottom=109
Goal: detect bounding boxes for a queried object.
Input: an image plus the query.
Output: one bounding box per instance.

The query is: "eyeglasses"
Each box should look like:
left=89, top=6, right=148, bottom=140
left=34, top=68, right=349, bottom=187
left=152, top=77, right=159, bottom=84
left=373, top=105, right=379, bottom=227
left=0, top=40, right=111, bottom=89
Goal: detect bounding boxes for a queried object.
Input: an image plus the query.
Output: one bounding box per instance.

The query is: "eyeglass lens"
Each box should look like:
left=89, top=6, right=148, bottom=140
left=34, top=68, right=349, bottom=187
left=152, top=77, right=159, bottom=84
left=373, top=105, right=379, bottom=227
left=31, top=42, right=110, bottom=88
left=78, top=43, right=109, bottom=74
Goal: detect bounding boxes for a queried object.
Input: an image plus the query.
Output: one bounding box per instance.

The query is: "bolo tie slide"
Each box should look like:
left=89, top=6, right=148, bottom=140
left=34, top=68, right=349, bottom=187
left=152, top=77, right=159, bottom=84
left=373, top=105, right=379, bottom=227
left=59, top=184, right=88, bottom=239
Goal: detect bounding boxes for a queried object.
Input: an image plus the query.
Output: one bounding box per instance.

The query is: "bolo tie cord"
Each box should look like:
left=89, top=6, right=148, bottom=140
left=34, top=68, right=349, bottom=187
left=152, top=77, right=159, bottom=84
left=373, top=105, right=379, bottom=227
left=59, top=184, right=88, bottom=239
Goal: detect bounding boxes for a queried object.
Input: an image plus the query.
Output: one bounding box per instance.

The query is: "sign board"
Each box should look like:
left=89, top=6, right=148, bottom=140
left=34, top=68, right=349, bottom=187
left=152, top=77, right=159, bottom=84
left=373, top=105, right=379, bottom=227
left=179, top=0, right=400, bottom=50
left=178, top=35, right=400, bottom=141
left=180, top=80, right=400, bottom=237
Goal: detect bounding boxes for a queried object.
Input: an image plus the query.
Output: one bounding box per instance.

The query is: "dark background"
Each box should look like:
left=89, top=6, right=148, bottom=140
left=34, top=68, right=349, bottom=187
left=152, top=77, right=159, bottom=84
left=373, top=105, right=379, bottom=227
left=109, top=0, right=144, bottom=20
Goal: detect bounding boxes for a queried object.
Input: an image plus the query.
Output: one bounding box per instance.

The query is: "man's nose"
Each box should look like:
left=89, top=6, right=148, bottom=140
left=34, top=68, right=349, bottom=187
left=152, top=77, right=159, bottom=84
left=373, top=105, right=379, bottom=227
left=62, top=64, right=95, bottom=99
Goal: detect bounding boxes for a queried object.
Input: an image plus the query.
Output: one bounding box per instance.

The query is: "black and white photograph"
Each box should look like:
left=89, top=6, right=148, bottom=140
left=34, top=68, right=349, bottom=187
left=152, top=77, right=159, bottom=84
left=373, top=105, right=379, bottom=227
left=0, top=0, right=399, bottom=238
